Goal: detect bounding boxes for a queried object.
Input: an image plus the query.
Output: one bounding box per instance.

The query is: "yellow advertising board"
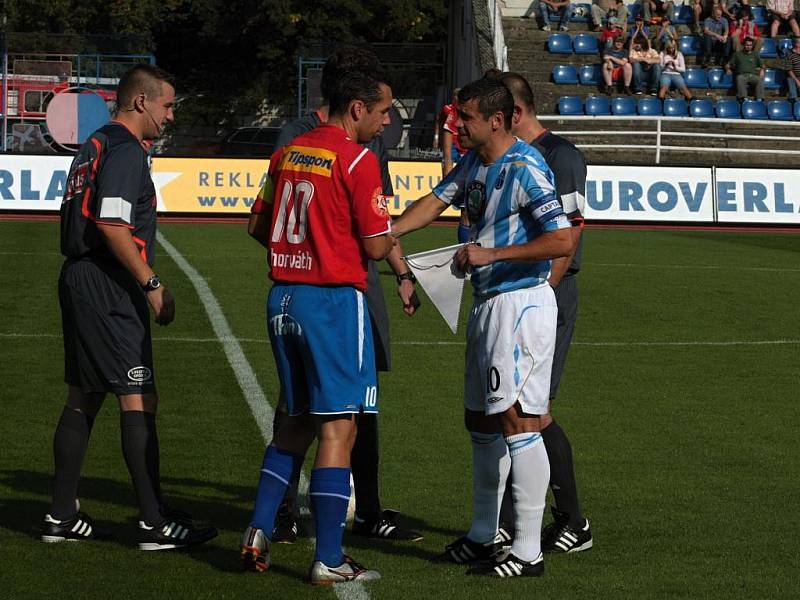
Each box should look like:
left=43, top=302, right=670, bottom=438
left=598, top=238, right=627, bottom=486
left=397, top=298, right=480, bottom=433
left=151, top=157, right=459, bottom=217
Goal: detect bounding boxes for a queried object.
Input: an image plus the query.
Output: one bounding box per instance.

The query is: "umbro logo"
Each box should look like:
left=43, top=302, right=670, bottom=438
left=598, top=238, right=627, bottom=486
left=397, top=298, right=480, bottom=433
left=487, top=396, right=504, bottom=404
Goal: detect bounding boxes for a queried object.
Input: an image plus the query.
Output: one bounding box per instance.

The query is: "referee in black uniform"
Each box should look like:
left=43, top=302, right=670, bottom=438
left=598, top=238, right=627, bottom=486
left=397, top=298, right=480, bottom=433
left=491, top=72, right=594, bottom=554
left=267, top=47, right=422, bottom=543
left=44, top=64, right=216, bottom=550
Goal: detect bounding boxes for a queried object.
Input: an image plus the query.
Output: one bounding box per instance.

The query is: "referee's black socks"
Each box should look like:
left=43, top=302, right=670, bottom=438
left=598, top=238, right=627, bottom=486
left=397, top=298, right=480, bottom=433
left=121, top=411, right=163, bottom=526
left=541, top=420, right=584, bottom=527
left=51, top=407, right=95, bottom=520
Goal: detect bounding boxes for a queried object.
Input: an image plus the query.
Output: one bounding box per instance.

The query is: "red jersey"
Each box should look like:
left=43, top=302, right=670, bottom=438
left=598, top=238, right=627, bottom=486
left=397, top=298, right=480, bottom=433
left=441, top=103, right=466, bottom=155
left=251, top=124, right=391, bottom=291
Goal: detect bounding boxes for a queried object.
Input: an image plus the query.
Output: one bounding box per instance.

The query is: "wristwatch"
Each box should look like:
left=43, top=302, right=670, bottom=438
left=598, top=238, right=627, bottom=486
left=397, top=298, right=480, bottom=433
left=396, top=271, right=417, bottom=285
left=142, top=275, right=162, bottom=292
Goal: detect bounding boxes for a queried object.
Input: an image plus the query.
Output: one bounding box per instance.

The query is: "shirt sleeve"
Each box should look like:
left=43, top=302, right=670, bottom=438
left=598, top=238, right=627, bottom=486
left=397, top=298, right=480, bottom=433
left=519, top=161, right=570, bottom=233
left=549, top=144, right=587, bottom=223
left=93, top=142, right=146, bottom=229
left=347, top=148, right=392, bottom=238
left=251, top=148, right=282, bottom=215
left=432, top=152, right=470, bottom=207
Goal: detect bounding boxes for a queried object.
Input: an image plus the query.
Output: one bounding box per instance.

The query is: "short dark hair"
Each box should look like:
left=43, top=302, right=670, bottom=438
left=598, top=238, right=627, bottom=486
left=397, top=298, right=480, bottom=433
left=743, top=36, right=755, bottom=44
left=327, top=69, right=386, bottom=115
left=321, top=46, right=382, bottom=101
left=117, top=64, right=174, bottom=109
left=457, top=77, right=514, bottom=130
left=499, top=71, right=537, bottom=115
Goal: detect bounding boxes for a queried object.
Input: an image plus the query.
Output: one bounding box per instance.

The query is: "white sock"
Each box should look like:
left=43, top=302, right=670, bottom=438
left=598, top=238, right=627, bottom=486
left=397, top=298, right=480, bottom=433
left=506, top=432, right=549, bottom=562
left=466, top=431, right=511, bottom=544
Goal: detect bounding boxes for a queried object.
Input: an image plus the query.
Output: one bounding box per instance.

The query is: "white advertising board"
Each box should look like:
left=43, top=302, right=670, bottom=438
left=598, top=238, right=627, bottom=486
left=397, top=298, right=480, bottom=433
left=715, top=168, right=800, bottom=225
left=0, top=155, right=72, bottom=211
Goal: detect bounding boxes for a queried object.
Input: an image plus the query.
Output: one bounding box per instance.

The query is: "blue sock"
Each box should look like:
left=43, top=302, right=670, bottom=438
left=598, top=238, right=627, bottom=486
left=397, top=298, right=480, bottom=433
left=310, top=467, right=351, bottom=566
left=250, top=445, right=302, bottom=536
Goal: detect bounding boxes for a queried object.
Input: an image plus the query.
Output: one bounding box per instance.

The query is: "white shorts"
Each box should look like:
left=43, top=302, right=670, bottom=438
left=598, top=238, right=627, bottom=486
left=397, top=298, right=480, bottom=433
left=464, top=284, right=557, bottom=416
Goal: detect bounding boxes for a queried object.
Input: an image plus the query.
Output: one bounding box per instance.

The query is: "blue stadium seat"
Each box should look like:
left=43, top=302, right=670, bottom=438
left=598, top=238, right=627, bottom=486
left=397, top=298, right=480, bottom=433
left=627, top=3, right=643, bottom=23
left=689, top=99, right=714, bottom=117
left=637, top=97, right=663, bottom=115
left=742, top=99, right=767, bottom=119
left=585, top=95, right=611, bottom=115
left=778, top=37, right=794, bottom=57
left=579, top=63, right=603, bottom=85
left=552, top=64, right=579, bottom=84
left=684, top=68, right=709, bottom=89
left=795, top=101, right=800, bottom=120
left=663, top=98, right=688, bottom=116
left=558, top=95, right=584, bottom=115
left=573, top=33, right=600, bottom=55
left=750, top=6, right=768, bottom=27
left=548, top=33, right=573, bottom=54
left=708, top=67, right=734, bottom=89
left=569, top=3, right=592, bottom=23
left=767, top=99, right=793, bottom=120
left=715, top=99, right=741, bottom=118
left=763, top=68, right=785, bottom=90
left=672, top=5, right=693, bottom=25
left=759, top=38, right=778, bottom=59
left=679, top=35, right=702, bottom=56
left=612, top=96, right=637, bottom=115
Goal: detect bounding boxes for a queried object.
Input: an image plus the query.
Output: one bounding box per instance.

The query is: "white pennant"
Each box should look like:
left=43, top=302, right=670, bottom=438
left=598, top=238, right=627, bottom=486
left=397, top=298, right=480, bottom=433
left=403, top=243, right=466, bottom=334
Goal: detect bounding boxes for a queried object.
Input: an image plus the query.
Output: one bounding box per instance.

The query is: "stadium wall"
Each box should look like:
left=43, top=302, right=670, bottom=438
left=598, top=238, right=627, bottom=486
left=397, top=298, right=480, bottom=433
left=1, top=155, right=799, bottom=225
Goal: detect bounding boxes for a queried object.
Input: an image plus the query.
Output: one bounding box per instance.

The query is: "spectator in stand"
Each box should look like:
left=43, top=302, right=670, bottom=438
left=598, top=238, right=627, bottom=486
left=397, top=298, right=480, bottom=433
left=630, top=36, right=664, bottom=94
left=767, top=0, right=800, bottom=38
left=593, top=0, right=629, bottom=32
left=702, top=5, right=731, bottom=67
left=658, top=40, right=694, bottom=99
left=603, top=35, right=634, bottom=93
left=784, top=37, right=800, bottom=99
left=657, top=14, right=679, bottom=50
left=629, top=14, right=651, bottom=41
left=540, top=0, right=572, bottom=31
left=731, top=9, right=762, bottom=52
left=640, top=0, right=674, bottom=24
left=600, top=15, right=627, bottom=48
left=726, top=36, right=766, bottom=100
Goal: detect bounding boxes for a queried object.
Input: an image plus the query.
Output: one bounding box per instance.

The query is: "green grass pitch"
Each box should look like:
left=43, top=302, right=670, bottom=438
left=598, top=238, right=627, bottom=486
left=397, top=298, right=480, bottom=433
left=1, top=219, right=798, bottom=599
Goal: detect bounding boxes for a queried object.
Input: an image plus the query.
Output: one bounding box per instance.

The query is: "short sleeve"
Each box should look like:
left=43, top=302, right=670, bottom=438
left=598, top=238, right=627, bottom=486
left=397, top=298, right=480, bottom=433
left=520, top=163, right=569, bottom=232
left=347, top=148, right=392, bottom=238
left=251, top=148, right=283, bottom=215
left=549, top=144, right=587, bottom=223
left=94, top=143, right=146, bottom=228
left=432, top=153, right=471, bottom=207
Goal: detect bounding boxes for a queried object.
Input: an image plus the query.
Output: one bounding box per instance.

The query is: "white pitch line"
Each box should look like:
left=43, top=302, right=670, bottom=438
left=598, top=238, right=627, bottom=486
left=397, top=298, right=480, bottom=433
left=3, top=330, right=800, bottom=349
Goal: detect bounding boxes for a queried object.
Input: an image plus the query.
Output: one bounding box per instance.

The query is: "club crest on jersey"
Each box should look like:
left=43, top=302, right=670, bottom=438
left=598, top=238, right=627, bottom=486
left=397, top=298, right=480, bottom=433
left=64, top=161, right=90, bottom=203
left=466, top=180, right=487, bottom=225
left=494, top=168, right=506, bottom=190
left=371, top=188, right=389, bottom=217
left=279, top=146, right=336, bottom=177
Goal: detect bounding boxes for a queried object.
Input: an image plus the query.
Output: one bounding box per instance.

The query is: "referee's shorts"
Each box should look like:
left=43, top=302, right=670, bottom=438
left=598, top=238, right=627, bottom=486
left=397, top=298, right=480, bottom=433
left=59, top=257, right=156, bottom=396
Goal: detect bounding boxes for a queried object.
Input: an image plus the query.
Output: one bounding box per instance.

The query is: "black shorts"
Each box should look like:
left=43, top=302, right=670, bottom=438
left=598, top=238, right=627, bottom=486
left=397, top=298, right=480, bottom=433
left=59, top=258, right=155, bottom=396
left=549, top=274, right=578, bottom=400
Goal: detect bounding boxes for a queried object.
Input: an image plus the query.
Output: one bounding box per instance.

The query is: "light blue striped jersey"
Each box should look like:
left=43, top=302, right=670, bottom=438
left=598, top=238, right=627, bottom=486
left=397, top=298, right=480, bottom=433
left=433, top=139, right=569, bottom=298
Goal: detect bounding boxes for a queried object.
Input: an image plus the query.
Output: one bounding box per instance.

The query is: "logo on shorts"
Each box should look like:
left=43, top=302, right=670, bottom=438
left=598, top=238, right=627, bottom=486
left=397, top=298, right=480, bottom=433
left=127, top=366, right=152, bottom=383
left=487, top=396, right=504, bottom=404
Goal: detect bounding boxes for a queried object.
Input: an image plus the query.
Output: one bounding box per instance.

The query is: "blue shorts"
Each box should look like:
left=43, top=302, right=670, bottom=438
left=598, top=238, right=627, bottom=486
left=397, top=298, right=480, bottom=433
left=267, top=283, right=378, bottom=416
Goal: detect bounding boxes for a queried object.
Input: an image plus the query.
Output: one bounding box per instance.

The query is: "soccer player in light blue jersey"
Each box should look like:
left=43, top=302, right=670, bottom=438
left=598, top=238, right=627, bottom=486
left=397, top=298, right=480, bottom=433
left=392, top=77, right=573, bottom=578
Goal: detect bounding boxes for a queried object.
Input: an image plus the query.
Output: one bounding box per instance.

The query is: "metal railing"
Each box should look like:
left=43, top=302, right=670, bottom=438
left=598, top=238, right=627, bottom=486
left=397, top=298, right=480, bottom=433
left=539, top=115, right=800, bottom=163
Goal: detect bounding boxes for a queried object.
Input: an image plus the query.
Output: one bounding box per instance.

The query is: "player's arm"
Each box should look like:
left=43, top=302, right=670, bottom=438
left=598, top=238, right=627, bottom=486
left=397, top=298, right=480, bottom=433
left=391, top=192, right=448, bottom=237
left=362, top=233, right=394, bottom=260
left=546, top=145, right=587, bottom=287
left=247, top=169, right=277, bottom=249
left=458, top=227, right=571, bottom=270
left=548, top=225, right=582, bottom=287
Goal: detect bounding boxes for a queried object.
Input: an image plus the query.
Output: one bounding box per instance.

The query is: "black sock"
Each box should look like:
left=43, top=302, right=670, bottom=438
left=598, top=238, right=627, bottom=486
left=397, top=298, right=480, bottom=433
left=51, top=407, right=95, bottom=520
left=542, top=420, right=584, bottom=526
left=499, top=475, right=514, bottom=528
left=351, top=412, right=380, bottom=522
left=121, top=411, right=162, bottom=526
left=273, top=401, right=301, bottom=521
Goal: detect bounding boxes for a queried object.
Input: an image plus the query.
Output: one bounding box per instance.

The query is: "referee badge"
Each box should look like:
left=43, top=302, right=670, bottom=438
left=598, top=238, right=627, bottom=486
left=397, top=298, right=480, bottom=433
left=465, top=180, right=486, bottom=225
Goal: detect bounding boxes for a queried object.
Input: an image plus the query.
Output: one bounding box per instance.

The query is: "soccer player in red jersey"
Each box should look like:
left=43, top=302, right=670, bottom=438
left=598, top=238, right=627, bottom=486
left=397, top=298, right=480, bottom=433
left=241, top=68, right=395, bottom=585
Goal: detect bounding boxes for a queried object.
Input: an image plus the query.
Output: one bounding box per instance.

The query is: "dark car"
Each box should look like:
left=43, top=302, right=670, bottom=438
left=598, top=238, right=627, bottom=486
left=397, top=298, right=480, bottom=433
left=219, top=126, right=282, bottom=156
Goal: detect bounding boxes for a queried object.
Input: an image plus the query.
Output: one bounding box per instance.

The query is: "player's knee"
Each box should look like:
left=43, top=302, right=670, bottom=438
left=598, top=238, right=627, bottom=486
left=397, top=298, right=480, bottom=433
left=464, top=409, right=500, bottom=434
left=118, top=392, right=159, bottom=413
left=66, top=386, right=105, bottom=417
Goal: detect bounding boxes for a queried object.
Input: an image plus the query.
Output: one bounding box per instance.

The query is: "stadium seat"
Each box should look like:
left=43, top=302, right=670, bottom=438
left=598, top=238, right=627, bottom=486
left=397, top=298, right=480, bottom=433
left=715, top=99, right=741, bottom=118
left=585, top=95, right=611, bottom=115
left=548, top=33, right=573, bottom=54
left=778, top=37, right=794, bottom=57
left=763, top=68, right=785, bottom=90
left=708, top=67, right=734, bottom=89
left=684, top=68, right=709, bottom=89
left=750, top=6, right=768, bottom=27
left=689, top=98, right=714, bottom=117
left=672, top=5, right=693, bottom=24
left=795, top=101, right=800, bottom=120
left=579, top=63, right=603, bottom=85
left=759, top=38, right=778, bottom=59
left=569, top=3, right=592, bottom=23
left=552, top=64, right=579, bottom=84
left=558, top=95, right=584, bottom=115
left=742, top=99, right=767, bottom=119
left=663, top=98, right=688, bottom=116
left=767, top=99, right=793, bottom=120
left=637, top=97, right=663, bottom=115
left=679, top=35, right=702, bottom=56
left=573, top=33, right=600, bottom=55
left=612, top=96, right=637, bottom=115
left=627, top=3, right=643, bottom=23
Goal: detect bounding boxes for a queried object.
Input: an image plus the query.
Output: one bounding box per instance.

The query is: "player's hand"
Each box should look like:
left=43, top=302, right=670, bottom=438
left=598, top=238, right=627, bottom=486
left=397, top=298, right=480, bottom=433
left=455, top=242, right=495, bottom=272
left=147, top=286, right=176, bottom=326
left=397, top=279, right=418, bottom=316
